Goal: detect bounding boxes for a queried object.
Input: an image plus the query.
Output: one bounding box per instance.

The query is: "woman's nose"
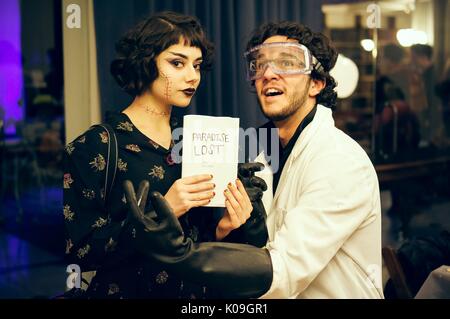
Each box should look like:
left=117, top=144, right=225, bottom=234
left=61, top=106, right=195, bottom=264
left=185, top=65, right=200, bottom=83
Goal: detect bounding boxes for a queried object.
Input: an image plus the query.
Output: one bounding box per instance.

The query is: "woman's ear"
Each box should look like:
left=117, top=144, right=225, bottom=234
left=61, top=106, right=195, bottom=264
left=309, top=78, right=326, bottom=97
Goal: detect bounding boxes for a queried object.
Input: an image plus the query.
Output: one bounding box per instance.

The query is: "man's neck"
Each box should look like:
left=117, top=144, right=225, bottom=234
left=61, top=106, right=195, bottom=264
left=274, top=99, right=316, bottom=148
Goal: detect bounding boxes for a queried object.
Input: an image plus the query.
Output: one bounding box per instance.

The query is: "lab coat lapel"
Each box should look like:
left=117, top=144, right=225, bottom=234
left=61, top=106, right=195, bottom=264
left=270, top=105, right=330, bottom=208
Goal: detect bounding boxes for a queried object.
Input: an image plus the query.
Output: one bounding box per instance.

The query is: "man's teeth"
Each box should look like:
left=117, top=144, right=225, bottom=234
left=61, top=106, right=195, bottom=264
left=265, top=88, right=282, bottom=96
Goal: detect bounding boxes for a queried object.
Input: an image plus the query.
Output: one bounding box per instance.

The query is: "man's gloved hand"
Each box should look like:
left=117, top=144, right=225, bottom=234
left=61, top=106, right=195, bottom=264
left=222, top=162, right=268, bottom=247
left=123, top=180, right=273, bottom=298
left=238, top=162, right=267, bottom=203
left=124, top=180, right=189, bottom=258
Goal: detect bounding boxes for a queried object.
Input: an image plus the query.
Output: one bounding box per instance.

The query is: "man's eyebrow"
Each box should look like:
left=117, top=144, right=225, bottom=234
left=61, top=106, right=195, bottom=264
left=255, top=52, right=299, bottom=60
left=168, top=52, right=203, bottom=61
left=278, top=52, right=299, bottom=59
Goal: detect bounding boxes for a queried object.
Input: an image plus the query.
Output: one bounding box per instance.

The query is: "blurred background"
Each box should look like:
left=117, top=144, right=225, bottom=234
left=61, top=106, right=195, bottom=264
left=0, top=0, right=449, bottom=299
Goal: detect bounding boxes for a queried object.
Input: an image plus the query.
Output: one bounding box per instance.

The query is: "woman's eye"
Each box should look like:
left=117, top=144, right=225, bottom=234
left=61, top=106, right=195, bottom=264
left=194, top=63, right=201, bottom=70
left=171, top=60, right=184, bottom=68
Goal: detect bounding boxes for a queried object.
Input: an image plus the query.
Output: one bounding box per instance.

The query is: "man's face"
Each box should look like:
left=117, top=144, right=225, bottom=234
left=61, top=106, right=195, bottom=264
left=254, top=36, right=312, bottom=122
left=411, top=52, right=430, bottom=70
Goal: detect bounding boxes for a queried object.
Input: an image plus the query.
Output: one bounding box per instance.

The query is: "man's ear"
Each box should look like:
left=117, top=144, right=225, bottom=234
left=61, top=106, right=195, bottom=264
left=309, top=78, right=326, bottom=97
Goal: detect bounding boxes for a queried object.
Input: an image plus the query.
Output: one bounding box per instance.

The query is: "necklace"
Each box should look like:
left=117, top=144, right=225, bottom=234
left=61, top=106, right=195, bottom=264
left=145, top=105, right=171, bottom=116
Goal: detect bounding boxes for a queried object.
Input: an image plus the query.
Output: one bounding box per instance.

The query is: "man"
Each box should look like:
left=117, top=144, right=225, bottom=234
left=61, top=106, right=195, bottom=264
left=123, top=21, right=383, bottom=299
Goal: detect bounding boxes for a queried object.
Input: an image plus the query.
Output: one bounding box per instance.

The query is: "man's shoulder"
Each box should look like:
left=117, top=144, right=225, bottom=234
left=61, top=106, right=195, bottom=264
left=309, top=126, right=374, bottom=169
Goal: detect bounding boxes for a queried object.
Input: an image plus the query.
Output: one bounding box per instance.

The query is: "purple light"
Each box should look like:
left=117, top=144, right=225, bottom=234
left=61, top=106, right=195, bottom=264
left=0, top=0, right=23, bottom=135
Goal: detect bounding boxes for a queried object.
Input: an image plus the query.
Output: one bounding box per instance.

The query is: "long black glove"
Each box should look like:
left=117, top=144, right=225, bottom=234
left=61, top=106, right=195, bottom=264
left=223, top=162, right=268, bottom=247
left=124, top=180, right=273, bottom=299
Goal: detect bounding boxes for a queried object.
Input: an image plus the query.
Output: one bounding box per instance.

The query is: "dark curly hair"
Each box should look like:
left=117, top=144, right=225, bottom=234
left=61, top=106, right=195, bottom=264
left=411, top=44, right=433, bottom=60
left=383, top=43, right=405, bottom=64
left=246, top=21, right=338, bottom=109
left=111, top=11, right=214, bottom=96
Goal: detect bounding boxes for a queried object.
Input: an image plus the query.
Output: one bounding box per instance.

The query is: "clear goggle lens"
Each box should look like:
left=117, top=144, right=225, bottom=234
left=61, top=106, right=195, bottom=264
left=244, top=42, right=321, bottom=80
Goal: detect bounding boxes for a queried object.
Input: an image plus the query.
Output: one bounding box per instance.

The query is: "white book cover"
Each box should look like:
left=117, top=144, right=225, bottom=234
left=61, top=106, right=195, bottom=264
left=182, top=115, right=240, bottom=207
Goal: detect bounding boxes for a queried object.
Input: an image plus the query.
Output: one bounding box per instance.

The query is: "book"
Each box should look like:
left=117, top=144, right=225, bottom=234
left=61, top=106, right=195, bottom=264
left=181, top=115, right=240, bottom=207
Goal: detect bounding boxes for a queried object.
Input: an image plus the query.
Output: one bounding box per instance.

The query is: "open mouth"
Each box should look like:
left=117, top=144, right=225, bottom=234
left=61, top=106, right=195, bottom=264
left=263, top=87, right=284, bottom=97
left=182, top=88, right=196, bottom=97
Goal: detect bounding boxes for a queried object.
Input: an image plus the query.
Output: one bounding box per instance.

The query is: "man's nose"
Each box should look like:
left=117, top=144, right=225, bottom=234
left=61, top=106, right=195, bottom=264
left=261, top=63, right=279, bottom=80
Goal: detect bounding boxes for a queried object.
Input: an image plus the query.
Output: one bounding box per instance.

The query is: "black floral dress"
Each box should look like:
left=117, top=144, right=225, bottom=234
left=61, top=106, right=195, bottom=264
left=63, top=112, right=218, bottom=298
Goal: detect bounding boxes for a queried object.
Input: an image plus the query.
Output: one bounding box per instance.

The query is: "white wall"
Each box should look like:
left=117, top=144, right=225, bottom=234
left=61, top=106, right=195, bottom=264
left=62, top=0, right=100, bottom=143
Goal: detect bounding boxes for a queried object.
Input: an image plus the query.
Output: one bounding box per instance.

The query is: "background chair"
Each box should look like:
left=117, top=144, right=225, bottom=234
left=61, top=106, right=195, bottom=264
left=382, top=245, right=413, bottom=298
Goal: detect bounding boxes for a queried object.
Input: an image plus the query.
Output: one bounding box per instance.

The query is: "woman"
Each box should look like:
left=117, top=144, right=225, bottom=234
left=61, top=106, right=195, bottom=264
left=63, top=11, right=258, bottom=298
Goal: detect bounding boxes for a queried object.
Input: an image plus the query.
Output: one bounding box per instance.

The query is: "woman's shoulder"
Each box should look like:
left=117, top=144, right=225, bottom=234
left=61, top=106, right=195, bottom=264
left=64, top=125, right=110, bottom=158
left=105, top=111, right=134, bottom=132
left=70, top=125, right=110, bottom=144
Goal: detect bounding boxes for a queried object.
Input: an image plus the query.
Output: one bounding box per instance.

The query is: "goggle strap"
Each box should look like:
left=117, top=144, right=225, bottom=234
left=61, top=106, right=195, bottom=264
left=311, top=56, right=324, bottom=73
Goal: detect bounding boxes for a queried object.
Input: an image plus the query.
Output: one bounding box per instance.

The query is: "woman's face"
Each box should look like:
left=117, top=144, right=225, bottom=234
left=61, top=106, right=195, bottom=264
left=150, top=40, right=203, bottom=107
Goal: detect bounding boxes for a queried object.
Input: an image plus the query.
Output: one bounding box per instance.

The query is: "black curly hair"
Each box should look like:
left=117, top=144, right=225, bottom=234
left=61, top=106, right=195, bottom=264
left=111, top=11, right=214, bottom=97
left=246, top=21, right=338, bottom=109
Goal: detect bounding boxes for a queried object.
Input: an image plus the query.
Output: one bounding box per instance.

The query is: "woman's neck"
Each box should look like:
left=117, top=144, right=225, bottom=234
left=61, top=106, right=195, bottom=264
left=122, top=92, right=174, bottom=149
left=123, top=92, right=172, bottom=127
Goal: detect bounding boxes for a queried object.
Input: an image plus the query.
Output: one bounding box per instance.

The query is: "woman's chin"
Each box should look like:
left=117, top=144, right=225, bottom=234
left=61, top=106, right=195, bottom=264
left=173, top=100, right=192, bottom=108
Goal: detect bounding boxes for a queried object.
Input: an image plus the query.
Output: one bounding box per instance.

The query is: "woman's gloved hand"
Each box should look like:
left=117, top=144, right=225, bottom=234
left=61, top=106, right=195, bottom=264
left=123, top=180, right=273, bottom=298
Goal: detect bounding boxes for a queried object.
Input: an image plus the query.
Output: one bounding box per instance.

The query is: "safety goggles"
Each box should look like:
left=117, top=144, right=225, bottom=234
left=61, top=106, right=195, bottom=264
left=244, top=42, right=323, bottom=81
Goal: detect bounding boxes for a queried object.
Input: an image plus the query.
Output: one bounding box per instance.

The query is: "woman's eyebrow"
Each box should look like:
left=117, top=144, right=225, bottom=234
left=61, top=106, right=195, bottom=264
left=168, top=51, right=203, bottom=61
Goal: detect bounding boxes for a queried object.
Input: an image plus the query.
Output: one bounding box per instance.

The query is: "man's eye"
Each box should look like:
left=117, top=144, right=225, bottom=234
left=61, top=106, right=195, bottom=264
left=256, top=60, right=267, bottom=70
left=281, top=60, right=294, bottom=67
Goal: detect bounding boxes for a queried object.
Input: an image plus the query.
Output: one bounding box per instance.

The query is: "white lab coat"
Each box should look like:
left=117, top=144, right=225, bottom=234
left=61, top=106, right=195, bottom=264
left=256, top=104, right=384, bottom=299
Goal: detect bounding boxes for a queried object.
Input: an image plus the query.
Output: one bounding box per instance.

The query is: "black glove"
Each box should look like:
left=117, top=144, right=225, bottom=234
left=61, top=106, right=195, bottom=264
left=238, top=162, right=268, bottom=202
left=124, top=180, right=273, bottom=299
left=223, top=162, right=268, bottom=247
